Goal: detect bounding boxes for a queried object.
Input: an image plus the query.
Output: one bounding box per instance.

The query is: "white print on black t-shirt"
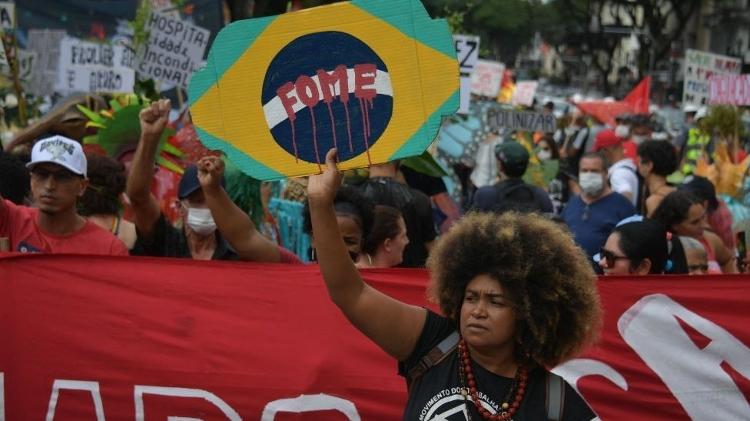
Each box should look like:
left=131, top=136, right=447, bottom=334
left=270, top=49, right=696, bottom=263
left=419, top=388, right=498, bottom=421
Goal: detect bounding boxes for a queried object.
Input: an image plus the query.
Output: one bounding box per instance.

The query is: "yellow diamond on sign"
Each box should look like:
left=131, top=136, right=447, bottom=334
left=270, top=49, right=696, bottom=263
left=189, top=0, right=458, bottom=180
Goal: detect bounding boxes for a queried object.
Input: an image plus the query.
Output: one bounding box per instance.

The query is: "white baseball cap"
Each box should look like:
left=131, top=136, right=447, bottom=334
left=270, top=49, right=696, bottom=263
left=26, top=135, right=87, bottom=177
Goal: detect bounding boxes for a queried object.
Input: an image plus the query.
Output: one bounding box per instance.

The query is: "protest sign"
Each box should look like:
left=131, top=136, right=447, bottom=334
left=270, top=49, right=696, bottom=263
left=137, top=12, right=210, bottom=89
left=511, top=80, right=538, bottom=107
left=470, top=59, right=504, bottom=98
left=2, top=254, right=749, bottom=420
left=453, top=34, right=479, bottom=114
left=0, top=1, right=14, bottom=30
left=26, top=29, right=66, bottom=97
left=486, top=108, right=556, bottom=133
left=709, top=74, right=750, bottom=105
left=0, top=48, right=35, bottom=85
left=188, top=0, right=458, bottom=181
left=55, top=38, right=135, bottom=93
left=683, top=49, right=741, bottom=107
left=0, top=38, right=6, bottom=66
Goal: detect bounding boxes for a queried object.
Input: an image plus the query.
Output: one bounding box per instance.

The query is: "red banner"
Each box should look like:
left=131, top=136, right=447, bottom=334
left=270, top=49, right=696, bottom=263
left=1, top=254, right=749, bottom=420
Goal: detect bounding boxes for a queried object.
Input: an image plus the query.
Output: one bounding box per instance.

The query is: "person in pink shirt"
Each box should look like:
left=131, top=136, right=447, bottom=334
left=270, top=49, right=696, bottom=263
left=0, top=135, right=128, bottom=255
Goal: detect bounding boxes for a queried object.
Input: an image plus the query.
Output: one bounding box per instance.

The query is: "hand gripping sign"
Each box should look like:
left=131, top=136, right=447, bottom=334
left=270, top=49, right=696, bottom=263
left=188, top=0, right=458, bottom=180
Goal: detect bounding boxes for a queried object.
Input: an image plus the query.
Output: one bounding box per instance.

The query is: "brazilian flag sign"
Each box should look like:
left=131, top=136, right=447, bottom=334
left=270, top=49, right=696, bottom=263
left=188, top=0, right=458, bottom=180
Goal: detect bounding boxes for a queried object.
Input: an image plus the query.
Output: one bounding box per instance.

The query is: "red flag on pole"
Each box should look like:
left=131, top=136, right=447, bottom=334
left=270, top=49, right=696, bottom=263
left=575, top=76, right=652, bottom=126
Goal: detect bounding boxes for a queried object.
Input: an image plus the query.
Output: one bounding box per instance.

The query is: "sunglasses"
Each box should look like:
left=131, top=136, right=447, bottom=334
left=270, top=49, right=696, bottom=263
left=31, top=167, right=79, bottom=182
left=599, top=248, right=630, bottom=268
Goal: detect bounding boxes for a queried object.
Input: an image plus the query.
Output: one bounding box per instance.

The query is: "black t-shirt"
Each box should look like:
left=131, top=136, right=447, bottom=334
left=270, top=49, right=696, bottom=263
left=399, top=311, right=597, bottom=421
left=130, top=214, right=238, bottom=260
left=359, top=177, right=437, bottom=267
left=472, top=179, right=554, bottom=214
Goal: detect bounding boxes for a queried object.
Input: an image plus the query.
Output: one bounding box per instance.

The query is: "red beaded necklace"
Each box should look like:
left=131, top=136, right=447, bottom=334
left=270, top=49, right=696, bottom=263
left=457, top=339, right=528, bottom=421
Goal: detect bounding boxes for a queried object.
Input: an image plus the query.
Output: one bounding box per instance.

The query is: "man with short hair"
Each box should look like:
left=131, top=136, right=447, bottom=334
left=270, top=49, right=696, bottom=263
left=358, top=160, right=436, bottom=267
left=0, top=135, right=128, bottom=255
left=593, top=129, right=639, bottom=207
left=127, top=99, right=299, bottom=263
left=562, top=153, right=635, bottom=261
left=472, top=141, right=553, bottom=214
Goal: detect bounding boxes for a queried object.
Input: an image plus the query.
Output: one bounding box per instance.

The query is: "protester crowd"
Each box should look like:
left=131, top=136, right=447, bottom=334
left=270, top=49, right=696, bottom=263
left=2, top=95, right=750, bottom=278
left=2, top=85, right=749, bottom=421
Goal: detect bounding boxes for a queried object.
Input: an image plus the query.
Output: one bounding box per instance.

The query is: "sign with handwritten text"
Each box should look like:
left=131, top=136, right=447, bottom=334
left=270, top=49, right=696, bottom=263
left=683, top=49, right=741, bottom=107
left=137, top=13, right=210, bottom=88
left=55, top=38, right=135, bottom=93
left=188, top=0, right=458, bottom=181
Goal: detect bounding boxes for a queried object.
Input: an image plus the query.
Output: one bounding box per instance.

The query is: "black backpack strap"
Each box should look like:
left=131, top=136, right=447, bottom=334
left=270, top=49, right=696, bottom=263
left=545, top=371, right=566, bottom=421
left=406, top=331, right=460, bottom=392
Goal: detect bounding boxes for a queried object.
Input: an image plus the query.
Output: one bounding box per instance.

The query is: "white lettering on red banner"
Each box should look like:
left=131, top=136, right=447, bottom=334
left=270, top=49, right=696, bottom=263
left=45, top=380, right=105, bottom=421
left=1, top=255, right=748, bottom=420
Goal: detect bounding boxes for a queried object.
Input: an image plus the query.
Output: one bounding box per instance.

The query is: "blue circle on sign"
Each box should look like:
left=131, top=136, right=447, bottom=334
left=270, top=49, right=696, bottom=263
left=262, top=31, right=393, bottom=164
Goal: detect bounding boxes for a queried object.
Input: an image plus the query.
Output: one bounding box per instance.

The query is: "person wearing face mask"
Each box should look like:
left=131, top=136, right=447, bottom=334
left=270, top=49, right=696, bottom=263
left=561, top=153, right=635, bottom=265
left=629, top=114, right=653, bottom=145
left=127, top=99, right=300, bottom=263
left=593, top=129, right=640, bottom=208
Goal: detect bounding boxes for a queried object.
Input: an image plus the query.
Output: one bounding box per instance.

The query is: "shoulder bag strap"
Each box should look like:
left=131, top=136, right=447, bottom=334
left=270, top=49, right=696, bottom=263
left=406, top=331, right=460, bottom=392
left=545, top=371, right=566, bottom=421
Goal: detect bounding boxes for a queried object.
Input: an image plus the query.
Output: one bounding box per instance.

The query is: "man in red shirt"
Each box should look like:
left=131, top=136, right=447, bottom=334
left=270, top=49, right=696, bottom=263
left=0, top=135, right=128, bottom=255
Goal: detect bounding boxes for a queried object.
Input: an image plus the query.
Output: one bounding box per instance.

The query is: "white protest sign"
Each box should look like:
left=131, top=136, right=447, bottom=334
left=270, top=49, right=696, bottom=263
left=511, top=81, right=538, bottom=107
left=0, top=38, right=7, bottom=66
left=0, top=2, right=14, bottom=30
left=470, top=59, right=504, bottom=98
left=0, top=49, right=36, bottom=82
left=27, top=29, right=67, bottom=97
left=683, top=49, right=741, bottom=107
left=453, top=34, right=480, bottom=114
left=709, top=74, right=750, bottom=106
left=486, top=109, right=556, bottom=133
left=137, top=13, right=210, bottom=89
left=56, top=38, right=135, bottom=93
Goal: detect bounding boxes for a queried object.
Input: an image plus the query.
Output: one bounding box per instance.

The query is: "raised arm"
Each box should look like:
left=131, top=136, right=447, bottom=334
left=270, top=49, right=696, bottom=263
left=197, top=156, right=282, bottom=263
left=308, top=149, right=426, bottom=361
left=126, top=99, right=170, bottom=238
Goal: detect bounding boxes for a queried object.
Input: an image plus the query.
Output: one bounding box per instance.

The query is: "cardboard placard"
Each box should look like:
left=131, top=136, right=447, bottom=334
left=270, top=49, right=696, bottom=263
left=0, top=48, right=35, bottom=82
left=188, top=0, right=458, bottom=181
left=0, top=1, right=14, bottom=30
left=26, top=29, right=67, bottom=97
left=486, top=109, right=555, bottom=133
left=511, top=80, right=538, bottom=107
left=470, top=59, right=504, bottom=98
left=137, top=12, right=210, bottom=88
left=55, top=38, right=135, bottom=93
left=709, top=74, right=750, bottom=105
left=683, top=49, right=741, bottom=107
left=453, top=34, right=479, bottom=114
left=0, top=38, right=6, bottom=66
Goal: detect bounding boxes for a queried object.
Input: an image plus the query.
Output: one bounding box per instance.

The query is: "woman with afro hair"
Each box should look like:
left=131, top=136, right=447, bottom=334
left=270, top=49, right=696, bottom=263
left=308, top=149, right=601, bottom=420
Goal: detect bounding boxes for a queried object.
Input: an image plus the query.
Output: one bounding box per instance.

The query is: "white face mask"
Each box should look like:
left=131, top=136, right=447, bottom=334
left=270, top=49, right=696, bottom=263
left=632, top=134, right=648, bottom=144
left=186, top=207, right=217, bottom=236
left=537, top=150, right=552, bottom=161
left=615, top=125, right=630, bottom=139
left=579, top=172, right=604, bottom=196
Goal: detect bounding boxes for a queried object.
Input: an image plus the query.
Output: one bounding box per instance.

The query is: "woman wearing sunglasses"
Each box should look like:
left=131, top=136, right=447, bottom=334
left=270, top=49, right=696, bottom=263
left=599, top=218, right=669, bottom=275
